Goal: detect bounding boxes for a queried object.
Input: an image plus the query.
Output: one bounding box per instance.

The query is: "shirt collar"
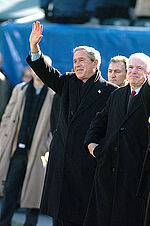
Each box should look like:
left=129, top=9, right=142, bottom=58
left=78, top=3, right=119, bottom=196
left=130, top=86, right=142, bottom=95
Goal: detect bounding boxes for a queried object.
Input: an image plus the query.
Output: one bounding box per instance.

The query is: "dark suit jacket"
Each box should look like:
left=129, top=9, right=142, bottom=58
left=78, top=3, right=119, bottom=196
left=26, top=54, right=117, bottom=224
left=138, top=83, right=150, bottom=226
left=84, top=82, right=149, bottom=226
left=137, top=82, right=150, bottom=199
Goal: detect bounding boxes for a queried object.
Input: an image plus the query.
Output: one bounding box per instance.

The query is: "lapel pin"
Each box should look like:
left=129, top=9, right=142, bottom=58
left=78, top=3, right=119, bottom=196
left=98, top=89, right=101, bottom=94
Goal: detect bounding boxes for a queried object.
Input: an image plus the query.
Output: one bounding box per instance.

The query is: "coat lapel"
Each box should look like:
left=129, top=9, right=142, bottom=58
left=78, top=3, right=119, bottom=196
left=126, top=93, right=143, bottom=117
left=69, top=78, right=106, bottom=123
left=122, top=83, right=145, bottom=124
left=117, top=85, right=130, bottom=118
left=69, top=75, right=81, bottom=113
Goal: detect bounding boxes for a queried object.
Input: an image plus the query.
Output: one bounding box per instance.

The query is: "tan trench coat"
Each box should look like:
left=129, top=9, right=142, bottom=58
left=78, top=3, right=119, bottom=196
left=0, top=82, right=54, bottom=208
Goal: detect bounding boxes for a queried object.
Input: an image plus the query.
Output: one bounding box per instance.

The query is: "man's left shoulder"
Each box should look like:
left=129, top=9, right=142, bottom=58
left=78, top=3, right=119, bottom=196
left=97, top=78, right=118, bottom=92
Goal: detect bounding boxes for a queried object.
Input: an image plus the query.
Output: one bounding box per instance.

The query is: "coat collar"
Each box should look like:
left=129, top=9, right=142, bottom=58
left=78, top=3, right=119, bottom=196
left=120, top=82, right=147, bottom=125
left=69, top=72, right=108, bottom=123
left=117, top=84, right=130, bottom=118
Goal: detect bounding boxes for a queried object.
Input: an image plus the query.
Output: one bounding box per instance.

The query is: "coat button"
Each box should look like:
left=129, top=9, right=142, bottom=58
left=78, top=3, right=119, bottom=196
left=114, top=147, right=118, bottom=152
left=112, top=167, right=115, bottom=173
left=120, top=127, right=124, bottom=131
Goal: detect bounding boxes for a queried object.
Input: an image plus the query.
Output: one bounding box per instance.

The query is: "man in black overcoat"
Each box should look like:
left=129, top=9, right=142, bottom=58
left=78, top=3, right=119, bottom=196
left=138, top=79, right=150, bottom=226
left=26, top=21, right=117, bottom=226
left=84, top=53, right=150, bottom=226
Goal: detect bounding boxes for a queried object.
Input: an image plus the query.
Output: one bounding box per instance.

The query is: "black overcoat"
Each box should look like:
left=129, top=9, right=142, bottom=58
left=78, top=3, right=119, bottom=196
left=84, top=83, right=149, bottom=226
left=138, top=83, right=150, bottom=226
left=26, top=54, right=117, bottom=224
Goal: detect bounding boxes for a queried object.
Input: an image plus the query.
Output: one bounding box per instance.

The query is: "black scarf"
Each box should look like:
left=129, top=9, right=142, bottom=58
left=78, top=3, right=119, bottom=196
left=17, top=80, right=48, bottom=151
left=68, top=73, right=97, bottom=123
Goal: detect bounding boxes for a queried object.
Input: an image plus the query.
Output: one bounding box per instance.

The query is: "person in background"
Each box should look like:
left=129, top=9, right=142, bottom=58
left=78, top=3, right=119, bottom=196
left=21, top=66, right=33, bottom=82
left=0, top=64, right=54, bottom=226
left=135, top=0, right=150, bottom=20
left=108, top=55, right=128, bottom=87
left=84, top=52, right=150, bottom=226
left=0, top=52, right=13, bottom=121
left=39, top=0, right=52, bottom=20
left=22, top=55, right=52, bottom=83
left=95, top=0, right=131, bottom=23
left=26, top=21, right=117, bottom=226
left=41, top=0, right=96, bottom=24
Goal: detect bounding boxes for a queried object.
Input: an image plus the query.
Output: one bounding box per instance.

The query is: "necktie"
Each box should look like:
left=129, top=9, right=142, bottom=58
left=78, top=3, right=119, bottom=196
left=127, top=90, right=136, bottom=112
left=131, top=90, right=136, bottom=96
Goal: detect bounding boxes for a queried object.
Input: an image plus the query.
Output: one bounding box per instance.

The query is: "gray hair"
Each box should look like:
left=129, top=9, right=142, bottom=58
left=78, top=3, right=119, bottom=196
left=109, top=55, right=128, bottom=72
left=73, top=46, right=101, bottom=70
left=128, top=53, right=150, bottom=72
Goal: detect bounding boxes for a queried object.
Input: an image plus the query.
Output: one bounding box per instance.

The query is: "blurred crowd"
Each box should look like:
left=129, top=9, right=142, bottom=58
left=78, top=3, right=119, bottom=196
left=40, top=0, right=150, bottom=26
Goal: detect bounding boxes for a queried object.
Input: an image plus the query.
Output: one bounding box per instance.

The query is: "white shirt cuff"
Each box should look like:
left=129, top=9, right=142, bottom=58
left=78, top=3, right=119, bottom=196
left=31, top=51, right=41, bottom=61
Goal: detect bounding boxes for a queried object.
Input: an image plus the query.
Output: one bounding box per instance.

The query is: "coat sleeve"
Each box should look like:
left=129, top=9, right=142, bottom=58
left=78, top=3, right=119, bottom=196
left=137, top=82, right=150, bottom=199
left=142, top=81, right=150, bottom=117
left=50, top=93, right=61, bottom=134
left=0, top=84, right=21, bottom=128
left=84, top=95, right=110, bottom=158
left=0, top=73, right=13, bottom=121
left=26, top=54, right=68, bottom=95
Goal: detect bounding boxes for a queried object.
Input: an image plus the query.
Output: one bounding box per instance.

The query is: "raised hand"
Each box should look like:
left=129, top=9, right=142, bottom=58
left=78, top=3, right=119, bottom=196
left=29, top=21, right=43, bottom=53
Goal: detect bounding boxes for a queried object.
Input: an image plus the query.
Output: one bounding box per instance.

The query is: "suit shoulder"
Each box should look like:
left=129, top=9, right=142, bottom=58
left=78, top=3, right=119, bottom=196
left=100, top=79, right=119, bottom=92
left=111, top=85, right=128, bottom=96
left=59, top=72, right=75, bottom=80
left=106, top=81, right=118, bottom=90
left=14, top=82, right=27, bottom=90
left=65, top=72, right=76, bottom=78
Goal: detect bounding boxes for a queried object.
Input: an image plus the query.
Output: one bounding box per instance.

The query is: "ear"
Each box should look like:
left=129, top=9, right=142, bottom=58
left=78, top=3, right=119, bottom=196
left=147, top=72, right=150, bottom=86
left=93, top=59, right=98, bottom=69
left=146, top=71, right=150, bottom=80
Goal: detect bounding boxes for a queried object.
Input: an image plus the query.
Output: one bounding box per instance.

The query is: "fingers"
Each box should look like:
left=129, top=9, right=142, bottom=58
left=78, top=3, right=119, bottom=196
left=36, top=21, right=40, bottom=30
left=32, top=22, right=35, bottom=31
left=36, top=21, right=41, bottom=32
left=40, top=24, right=43, bottom=35
left=32, top=21, right=43, bottom=34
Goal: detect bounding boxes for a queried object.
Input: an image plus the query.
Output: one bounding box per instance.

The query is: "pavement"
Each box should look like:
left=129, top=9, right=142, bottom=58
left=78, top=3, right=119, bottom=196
left=0, top=197, right=53, bottom=226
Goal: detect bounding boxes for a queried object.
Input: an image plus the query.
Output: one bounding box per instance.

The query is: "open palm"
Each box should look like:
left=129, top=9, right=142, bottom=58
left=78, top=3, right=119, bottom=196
left=29, top=21, right=43, bottom=46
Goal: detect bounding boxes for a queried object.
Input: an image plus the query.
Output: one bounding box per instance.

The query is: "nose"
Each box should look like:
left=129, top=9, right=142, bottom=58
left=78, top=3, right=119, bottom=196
left=75, top=60, right=81, bottom=66
left=131, top=67, right=138, bottom=73
left=110, top=71, right=115, bottom=78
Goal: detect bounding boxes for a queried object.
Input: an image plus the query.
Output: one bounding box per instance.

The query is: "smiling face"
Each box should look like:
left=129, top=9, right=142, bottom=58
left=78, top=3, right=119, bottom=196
left=108, top=61, right=127, bottom=87
left=73, top=50, right=98, bottom=82
left=127, top=56, right=148, bottom=89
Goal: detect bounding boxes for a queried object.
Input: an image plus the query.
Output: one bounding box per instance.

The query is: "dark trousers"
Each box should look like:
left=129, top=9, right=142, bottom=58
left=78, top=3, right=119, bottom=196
left=53, top=218, right=82, bottom=226
left=0, top=151, right=39, bottom=226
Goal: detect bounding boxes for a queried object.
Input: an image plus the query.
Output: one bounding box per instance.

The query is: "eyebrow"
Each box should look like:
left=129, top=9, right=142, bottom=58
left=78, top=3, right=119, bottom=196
left=73, top=57, right=86, bottom=61
left=128, top=64, right=145, bottom=67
